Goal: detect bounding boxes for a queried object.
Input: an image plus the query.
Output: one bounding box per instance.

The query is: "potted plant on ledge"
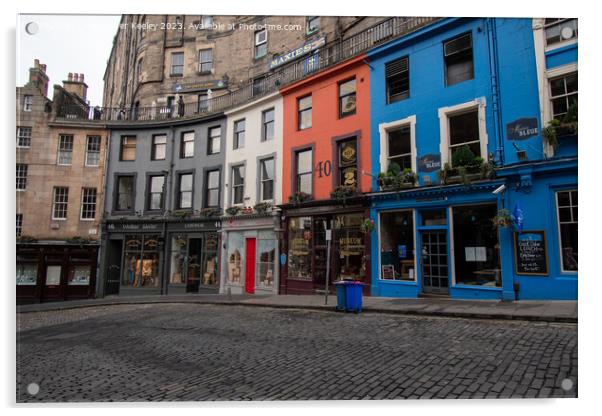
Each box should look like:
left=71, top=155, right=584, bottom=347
left=225, top=206, right=242, bottom=216
left=543, top=103, right=578, bottom=149
left=377, top=163, right=418, bottom=191
left=438, top=146, right=495, bottom=185
left=288, top=191, right=310, bottom=205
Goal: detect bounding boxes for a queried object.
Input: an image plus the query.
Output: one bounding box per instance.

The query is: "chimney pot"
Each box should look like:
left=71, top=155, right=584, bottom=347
left=79, top=74, right=84, bottom=82
left=34, top=59, right=40, bottom=67
left=73, top=73, right=79, bottom=81
left=68, top=73, right=73, bottom=81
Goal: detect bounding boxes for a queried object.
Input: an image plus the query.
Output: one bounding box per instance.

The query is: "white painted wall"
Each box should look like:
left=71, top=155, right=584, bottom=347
left=223, top=92, right=283, bottom=208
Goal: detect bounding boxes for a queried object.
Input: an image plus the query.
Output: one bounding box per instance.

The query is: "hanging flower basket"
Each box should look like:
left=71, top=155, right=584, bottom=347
left=360, top=218, right=375, bottom=234
left=492, top=209, right=514, bottom=228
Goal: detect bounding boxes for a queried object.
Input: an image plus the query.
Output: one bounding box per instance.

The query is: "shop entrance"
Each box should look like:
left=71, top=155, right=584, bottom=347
left=105, top=239, right=123, bottom=296
left=421, top=230, right=449, bottom=294
left=186, top=238, right=203, bottom=293
left=245, top=238, right=256, bottom=294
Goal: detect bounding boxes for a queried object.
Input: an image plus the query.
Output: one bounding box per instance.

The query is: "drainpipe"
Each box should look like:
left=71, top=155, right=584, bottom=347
left=486, top=18, right=505, bottom=165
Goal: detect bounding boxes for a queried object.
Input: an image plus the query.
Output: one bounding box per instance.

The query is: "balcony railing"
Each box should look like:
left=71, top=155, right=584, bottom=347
left=57, top=16, right=440, bottom=123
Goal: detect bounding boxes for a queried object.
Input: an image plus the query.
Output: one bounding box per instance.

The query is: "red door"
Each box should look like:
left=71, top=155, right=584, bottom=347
left=245, top=238, right=256, bottom=294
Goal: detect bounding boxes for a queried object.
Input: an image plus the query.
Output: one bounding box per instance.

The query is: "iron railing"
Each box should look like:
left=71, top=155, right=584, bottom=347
left=57, top=16, right=440, bottom=123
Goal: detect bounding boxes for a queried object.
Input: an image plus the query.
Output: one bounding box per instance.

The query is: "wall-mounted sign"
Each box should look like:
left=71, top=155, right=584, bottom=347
left=172, top=79, right=226, bottom=93
left=514, top=230, right=549, bottom=275
left=417, top=154, right=442, bottom=173
left=506, top=117, right=539, bottom=141
left=269, top=37, right=326, bottom=70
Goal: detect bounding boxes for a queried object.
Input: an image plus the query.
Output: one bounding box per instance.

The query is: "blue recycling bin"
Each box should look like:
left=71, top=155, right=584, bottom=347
left=345, top=282, right=364, bottom=313
left=334, top=281, right=347, bottom=311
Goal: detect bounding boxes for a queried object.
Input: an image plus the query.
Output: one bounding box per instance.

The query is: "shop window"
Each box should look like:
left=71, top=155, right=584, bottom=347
left=16, top=164, right=27, bottom=190
left=333, top=214, right=365, bottom=280
left=256, top=231, right=276, bottom=288
left=556, top=190, right=578, bottom=272
left=444, top=33, right=474, bottom=86
left=234, top=119, right=245, bottom=149
left=337, top=139, right=358, bottom=188
left=171, top=52, right=184, bottom=76
left=339, top=78, right=356, bottom=118
left=385, top=56, right=409, bottom=104
left=287, top=217, right=313, bottom=280
left=298, top=95, right=312, bottom=130
left=198, top=48, right=213, bottom=73
left=202, top=233, right=219, bottom=286
left=177, top=173, right=193, bottom=209
left=52, top=187, right=69, bottom=219
left=169, top=236, right=188, bottom=285
left=123, top=235, right=161, bottom=288
left=17, top=263, right=37, bottom=285
left=204, top=169, right=220, bottom=208
left=262, top=108, right=275, bottom=141
left=255, top=28, right=267, bottom=59
left=17, top=127, right=32, bottom=148
left=295, top=149, right=313, bottom=195
left=85, top=136, right=101, bottom=166
left=16, top=214, right=23, bottom=237
left=550, top=72, right=577, bottom=120
left=231, top=165, right=245, bottom=205
left=259, top=157, right=274, bottom=201
left=452, top=204, right=501, bottom=287
left=544, top=18, right=578, bottom=46
left=227, top=232, right=244, bottom=284
left=68, top=265, right=91, bottom=285
left=23, top=95, right=33, bottom=111
left=386, top=126, right=412, bottom=170
left=57, top=134, right=74, bottom=165
left=115, top=175, right=135, bottom=211
left=180, top=131, right=195, bottom=158
left=147, top=176, right=165, bottom=211
left=208, top=126, right=221, bottom=155
left=448, top=110, right=481, bottom=166
left=379, top=210, right=415, bottom=281
left=80, top=187, right=97, bottom=220
left=120, top=135, right=137, bottom=161
left=151, top=135, right=167, bottom=160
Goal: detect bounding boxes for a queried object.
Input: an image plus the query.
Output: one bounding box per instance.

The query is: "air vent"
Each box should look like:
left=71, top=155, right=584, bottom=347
left=444, top=33, right=472, bottom=56
left=385, top=57, right=409, bottom=78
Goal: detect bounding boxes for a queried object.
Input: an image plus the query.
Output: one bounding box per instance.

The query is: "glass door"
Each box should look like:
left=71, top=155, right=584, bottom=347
left=421, top=230, right=449, bottom=294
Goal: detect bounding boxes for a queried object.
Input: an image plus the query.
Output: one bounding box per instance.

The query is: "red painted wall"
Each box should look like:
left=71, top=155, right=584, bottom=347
left=281, top=54, right=371, bottom=202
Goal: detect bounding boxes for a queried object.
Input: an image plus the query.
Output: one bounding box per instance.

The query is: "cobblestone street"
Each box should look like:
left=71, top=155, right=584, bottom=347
left=16, top=304, right=577, bottom=402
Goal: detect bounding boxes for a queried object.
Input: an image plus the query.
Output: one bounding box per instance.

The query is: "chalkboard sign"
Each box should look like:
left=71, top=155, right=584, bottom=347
left=514, top=231, right=549, bottom=275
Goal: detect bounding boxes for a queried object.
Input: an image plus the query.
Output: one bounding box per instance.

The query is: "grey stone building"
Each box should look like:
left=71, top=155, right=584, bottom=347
left=98, top=113, right=227, bottom=297
left=102, top=15, right=390, bottom=112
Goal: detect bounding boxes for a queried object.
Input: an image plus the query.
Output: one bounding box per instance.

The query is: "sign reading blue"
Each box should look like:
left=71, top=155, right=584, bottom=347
left=269, top=37, right=326, bottom=70
left=417, top=154, right=442, bottom=173
left=506, top=117, right=539, bottom=140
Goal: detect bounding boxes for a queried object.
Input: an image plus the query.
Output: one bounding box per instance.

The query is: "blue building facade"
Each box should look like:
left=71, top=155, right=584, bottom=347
left=366, top=17, right=577, bottom=300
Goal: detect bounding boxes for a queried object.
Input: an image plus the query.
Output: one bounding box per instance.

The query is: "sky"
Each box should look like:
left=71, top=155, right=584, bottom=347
left=17, top=14, right=121, bottom=107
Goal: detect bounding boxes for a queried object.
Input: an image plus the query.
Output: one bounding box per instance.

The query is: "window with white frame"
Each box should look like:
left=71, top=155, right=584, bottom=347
left=208, top=126, right=221, bottom=154
left=16, top=214, right=23, bottom=237
left=151, top=135, right=167, bottom=160
left=205, top=169, right=220, bottom=208
left=231, top=165, right=245, bottom=205
left=550, top=72, right=577, bottom=120
left=16, top=164, right=28, bottom=190
left=52, top=187, right=69, bottom=219
left=379, top=210, right=415, bottom=281
left=80, top=188, right=97, bottom=220
left=259, top=157, right=275, bottom=201
left=387, top=126, right=412, bottom=170
left=177, top=173, right=194, bottom=209
left=201, top=15, right=213, bottom=29
left=17, top=127, right=32, bottom=147
left=255, top=28, right=267, bottom=58
left=180, top=131, right=195, bottom=158
left=57, top=134, right=74, bottom=165
left=262, top=108, right=275, bottom=141
left=171, top=52, right=184, bottom=76
left=306, top=16, right=320, bottom=34
left=448, top=110, right=481, bottom=166
left=85, top=136, right=101, bottom=166
left=556, top=190, right=578, bottom=272
left=544, top=18, right=578, bottom=46
left=198, top=49, right=213, bottom=73
left=147, top=175, right=165, bottom=211
left=23, top=95, right=33, bottom=111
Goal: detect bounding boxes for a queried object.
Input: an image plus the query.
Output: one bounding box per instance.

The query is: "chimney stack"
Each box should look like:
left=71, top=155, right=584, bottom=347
left=63, top=71, right=88, bottom=102
left=29, top=59, right=49, bottom=97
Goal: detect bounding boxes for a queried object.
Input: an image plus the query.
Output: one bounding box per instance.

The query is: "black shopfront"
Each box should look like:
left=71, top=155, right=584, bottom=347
left=279, top=199, right=371, bottom=295
left=100, top=218, right=221, bottom=297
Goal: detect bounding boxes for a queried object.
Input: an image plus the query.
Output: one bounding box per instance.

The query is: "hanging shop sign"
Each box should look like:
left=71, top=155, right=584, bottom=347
left=269, top=37, right=326, bottom=70
left=417, top=154, right=442, bottom=173
left=506, top=118, right=539, bottom=141
left=514, top=230, right=549, bottom=275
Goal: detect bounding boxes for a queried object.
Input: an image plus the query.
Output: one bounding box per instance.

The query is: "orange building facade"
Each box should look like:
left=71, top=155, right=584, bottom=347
left=279, top=54, right=372, bottom=295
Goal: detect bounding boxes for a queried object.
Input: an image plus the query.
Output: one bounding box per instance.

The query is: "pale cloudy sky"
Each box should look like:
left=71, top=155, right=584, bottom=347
left=17, top=14, right=121, bottom=107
